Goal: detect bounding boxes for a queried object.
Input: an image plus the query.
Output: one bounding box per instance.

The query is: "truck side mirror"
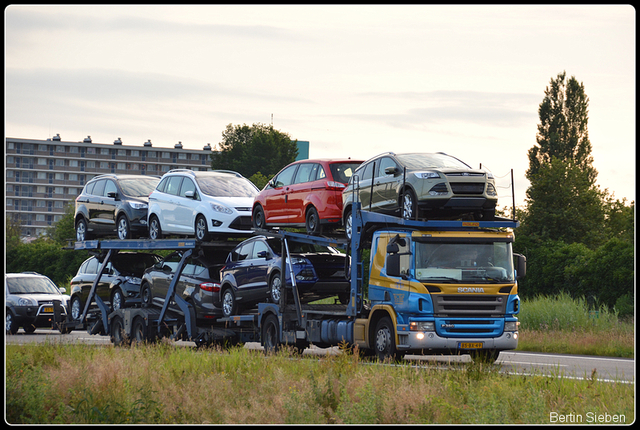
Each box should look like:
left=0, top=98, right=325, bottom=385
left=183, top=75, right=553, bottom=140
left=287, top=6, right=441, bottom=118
left=513, top=253, right=526, bottom=279
left=387, top=253, right=401, bottom=277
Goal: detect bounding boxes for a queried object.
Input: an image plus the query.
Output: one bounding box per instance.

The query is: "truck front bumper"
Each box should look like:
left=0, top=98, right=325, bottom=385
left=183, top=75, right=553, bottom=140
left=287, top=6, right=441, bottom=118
left=396, top=330, right=518, bottom=354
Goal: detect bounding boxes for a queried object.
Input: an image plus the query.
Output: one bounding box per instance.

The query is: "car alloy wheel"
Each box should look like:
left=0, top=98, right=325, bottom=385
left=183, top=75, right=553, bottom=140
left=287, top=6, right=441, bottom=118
left=195, top=215, right=210, bottom=241
left=70, top=296, right=83, bottom=320
left=76, top=219, right=89, bottom=241
left=269, top=273, right=282, bottom=304
left=149, top=216, right=162, bottom=240
left=222, top=288, right=237, bottom=317
left=117, top=216, right=131, bottom=240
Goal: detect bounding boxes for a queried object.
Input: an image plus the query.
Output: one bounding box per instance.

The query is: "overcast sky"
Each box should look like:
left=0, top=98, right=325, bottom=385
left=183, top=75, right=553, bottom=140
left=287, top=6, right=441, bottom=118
left=4, top=5, right=635, bottom=209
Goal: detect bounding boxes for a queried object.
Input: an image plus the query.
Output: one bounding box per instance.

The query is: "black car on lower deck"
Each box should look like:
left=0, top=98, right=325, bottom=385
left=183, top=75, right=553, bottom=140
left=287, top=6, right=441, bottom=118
left=69, top=252, right=161, bottom=320
left=218, top=236, right=350, bottom=317
left=139, top=243, right=236, bottom=323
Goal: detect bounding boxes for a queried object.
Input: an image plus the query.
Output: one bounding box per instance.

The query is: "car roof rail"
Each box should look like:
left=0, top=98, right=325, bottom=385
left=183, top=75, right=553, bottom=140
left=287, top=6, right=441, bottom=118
left=167, top=169, right=196, bottom=175
left=212, top=170, right=244, bottom=177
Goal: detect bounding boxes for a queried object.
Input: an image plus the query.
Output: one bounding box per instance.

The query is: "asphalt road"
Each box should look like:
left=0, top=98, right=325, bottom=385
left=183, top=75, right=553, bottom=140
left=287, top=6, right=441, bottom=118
left=6, top=329, right=635, bottom=384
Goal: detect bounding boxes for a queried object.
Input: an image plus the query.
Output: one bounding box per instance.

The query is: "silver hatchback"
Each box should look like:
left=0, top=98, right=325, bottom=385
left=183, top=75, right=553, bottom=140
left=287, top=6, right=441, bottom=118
left=342, top=152, right=498, bottom=236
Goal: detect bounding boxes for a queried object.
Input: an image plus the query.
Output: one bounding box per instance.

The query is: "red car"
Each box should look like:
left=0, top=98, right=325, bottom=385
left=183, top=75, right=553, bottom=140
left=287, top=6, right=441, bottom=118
left=252, top=158, right=363, bottom=235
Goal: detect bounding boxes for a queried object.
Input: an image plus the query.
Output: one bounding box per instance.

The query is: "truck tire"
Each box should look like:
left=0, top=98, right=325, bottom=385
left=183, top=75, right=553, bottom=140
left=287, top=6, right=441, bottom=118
left=374, top=316, right=399, bottom=362
left=262, top=314, right=280, bottom=354
left=110, top=315, right=130, bottom=347
left=131, top=317, right=148, bottom=344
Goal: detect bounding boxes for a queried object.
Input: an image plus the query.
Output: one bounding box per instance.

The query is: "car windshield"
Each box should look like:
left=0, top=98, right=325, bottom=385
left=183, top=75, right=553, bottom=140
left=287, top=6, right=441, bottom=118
left=7, top=276, right=62, bottom=294
left=415, top=241, right=515, bottom=283
left=395, top=153, right=471, bottom=170
left=330, top=162, right=362, bottom=184
left=266, top=239, right=340, bottom=256
left=119, top=178, right=160, bottom=197
left=197, top=175, right=258, bottom=198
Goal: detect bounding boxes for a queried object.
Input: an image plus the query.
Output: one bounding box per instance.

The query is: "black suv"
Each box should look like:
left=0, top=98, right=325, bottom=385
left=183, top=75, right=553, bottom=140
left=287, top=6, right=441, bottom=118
left=75, top=174, right=160, bottom=241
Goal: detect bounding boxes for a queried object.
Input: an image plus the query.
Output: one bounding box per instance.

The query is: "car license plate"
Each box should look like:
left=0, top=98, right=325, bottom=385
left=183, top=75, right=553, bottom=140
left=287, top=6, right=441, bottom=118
left=43, top=306, right=54, bottom=313
left=459, top=342, right=483, bottom=349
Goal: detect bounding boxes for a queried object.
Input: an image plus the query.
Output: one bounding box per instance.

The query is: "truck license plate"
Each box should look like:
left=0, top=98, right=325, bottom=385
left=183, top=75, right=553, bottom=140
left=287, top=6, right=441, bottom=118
left=459, top=342, right=483, bottom=349
left=43, top=306, right=53, bottom=313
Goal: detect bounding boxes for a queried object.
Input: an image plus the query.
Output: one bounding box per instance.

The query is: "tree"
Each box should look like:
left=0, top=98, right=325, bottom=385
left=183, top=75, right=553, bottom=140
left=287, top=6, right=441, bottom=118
left=522, top=71, right=605, bottom=248
left=211, top=123, right=298, bottom=180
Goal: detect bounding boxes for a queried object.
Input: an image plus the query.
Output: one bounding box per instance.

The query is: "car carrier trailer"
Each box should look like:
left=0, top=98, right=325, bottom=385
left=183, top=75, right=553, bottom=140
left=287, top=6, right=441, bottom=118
left=66, top=201, right=525, bottom=363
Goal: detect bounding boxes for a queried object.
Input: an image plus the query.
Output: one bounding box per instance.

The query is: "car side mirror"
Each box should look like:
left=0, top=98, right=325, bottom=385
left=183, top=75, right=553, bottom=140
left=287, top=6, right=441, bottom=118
left=107, top=191, right=118, bottom=199
left=162, top=264, right=173, bottom=273
left=185, top=190, right=195, bottom=199
left=58, top=287, right=66, bottom=294
left=257, top=250, right=270, bottom=259
left=384, top=166, right=399, bottom=176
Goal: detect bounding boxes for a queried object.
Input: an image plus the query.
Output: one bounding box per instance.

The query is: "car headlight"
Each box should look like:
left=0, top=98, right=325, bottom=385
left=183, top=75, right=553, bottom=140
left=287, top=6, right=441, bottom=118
left=129, top=202, right=148, bottom=210
left=286, top=257, right=307, bottom=265
left=414, top=171, right=441, bottom=179
left=486, top=172, right=494, bottom=179
left=486, top=183, right=497, bottom=197
left=210, top=203, right=233, bottom=215
left=18, top=297, right=37, bottom=306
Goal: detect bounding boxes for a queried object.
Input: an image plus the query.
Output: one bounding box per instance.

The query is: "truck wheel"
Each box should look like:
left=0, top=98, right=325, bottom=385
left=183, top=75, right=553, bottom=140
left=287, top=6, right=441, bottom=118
left=374, top=316, right=399, bottom=362
left=110, top=315, right=130, bottom=346
left=131, top=317, right=148, bottom=344
left=262, top=314, right=280, bottom=354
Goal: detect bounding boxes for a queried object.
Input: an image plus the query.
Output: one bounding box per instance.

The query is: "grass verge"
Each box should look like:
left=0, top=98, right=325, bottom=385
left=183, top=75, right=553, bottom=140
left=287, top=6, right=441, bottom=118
left=5, top=342, right=635, bottom=424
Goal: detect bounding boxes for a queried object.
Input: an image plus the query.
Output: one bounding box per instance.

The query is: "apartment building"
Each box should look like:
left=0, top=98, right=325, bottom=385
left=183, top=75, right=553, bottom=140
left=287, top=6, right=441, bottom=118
left=6, top=134, right=213, bottom=238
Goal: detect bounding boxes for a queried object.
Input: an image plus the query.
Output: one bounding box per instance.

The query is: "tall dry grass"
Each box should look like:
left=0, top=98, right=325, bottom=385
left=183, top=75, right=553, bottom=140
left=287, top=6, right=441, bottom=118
left=6, top=341, right=635, bottom=424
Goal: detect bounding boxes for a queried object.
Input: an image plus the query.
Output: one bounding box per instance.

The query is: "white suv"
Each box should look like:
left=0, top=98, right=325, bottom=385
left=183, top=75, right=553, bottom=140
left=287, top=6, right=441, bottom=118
left=147, top=170, right=258, bottom=241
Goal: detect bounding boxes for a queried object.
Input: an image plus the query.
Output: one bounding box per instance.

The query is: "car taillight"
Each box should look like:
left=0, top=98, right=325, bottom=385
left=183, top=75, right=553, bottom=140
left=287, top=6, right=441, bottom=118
left=326, top=181, right=346, bottom=191
left=200, top=282, right=221, bottom=292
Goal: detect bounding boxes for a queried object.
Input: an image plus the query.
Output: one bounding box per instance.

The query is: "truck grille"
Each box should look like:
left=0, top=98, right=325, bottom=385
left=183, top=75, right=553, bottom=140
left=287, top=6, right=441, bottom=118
left=435, top=318, right=503, bottom=337
left=433, top=294, right=506, bottom=317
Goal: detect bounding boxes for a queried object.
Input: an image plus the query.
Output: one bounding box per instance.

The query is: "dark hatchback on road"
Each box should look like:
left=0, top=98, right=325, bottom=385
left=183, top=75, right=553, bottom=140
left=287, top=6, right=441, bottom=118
left=69, top=252, right=162, bottom=320
left=140, top=244, right=236, bottom=322
left=75, top=174, right=160, bottom=241
left=218, top=236, right=350, bottom=317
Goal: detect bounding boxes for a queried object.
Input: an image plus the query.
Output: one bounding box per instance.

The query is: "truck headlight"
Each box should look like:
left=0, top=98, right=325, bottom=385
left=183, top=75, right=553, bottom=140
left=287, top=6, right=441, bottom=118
left=504, top=321, right=519, bottom=331
left=410, top=321, right=435, bottom=331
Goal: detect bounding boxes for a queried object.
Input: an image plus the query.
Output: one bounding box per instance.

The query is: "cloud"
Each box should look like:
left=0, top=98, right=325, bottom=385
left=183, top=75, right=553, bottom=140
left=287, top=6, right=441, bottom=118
left=343, top=90, right=539, bottom=129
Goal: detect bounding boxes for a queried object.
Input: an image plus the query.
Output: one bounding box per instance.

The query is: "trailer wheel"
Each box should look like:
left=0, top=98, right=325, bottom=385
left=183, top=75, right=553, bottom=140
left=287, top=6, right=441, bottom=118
left=131, top=317, right=148, bottom=344
left=262, top=314, right=280, bottom=354
left=374, top=316, right=399, bottom=362
left=110, top=315, right=130, bottom=346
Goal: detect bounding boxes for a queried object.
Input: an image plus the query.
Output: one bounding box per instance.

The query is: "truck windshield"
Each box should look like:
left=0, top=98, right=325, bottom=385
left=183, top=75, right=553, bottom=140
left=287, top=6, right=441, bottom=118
left=415, top=241, right=515, bottom=283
